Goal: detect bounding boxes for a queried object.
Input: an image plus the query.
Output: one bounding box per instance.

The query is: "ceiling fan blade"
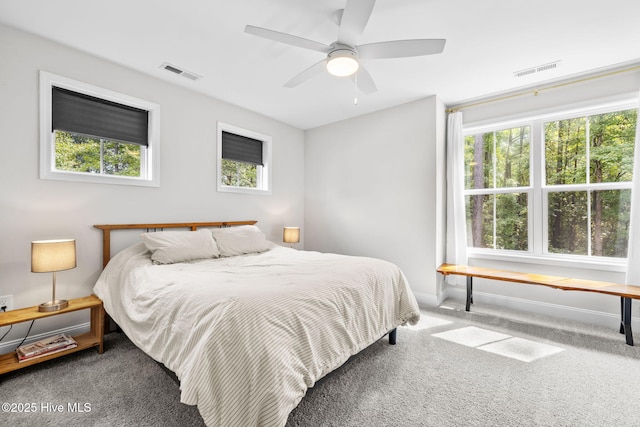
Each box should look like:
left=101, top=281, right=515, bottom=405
left=351, top=64, right=377, bottom=94
left=337, top=0, right=376, bottom=46
left=284, top=59, right=328, bottom=88
left=245, top=25, right=332, bottom=53
left=358, top=39, right=446, bottom=59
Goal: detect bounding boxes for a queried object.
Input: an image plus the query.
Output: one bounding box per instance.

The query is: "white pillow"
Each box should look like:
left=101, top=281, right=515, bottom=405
left=211, top=225, right=271, bottom=257
left=140, top=229, right=220, bottom=264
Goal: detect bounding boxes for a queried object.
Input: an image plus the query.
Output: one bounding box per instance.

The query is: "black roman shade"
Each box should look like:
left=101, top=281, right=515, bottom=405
left=52, top=86, right=149, bottom=146
left=221, top=131, right=263, bottom=165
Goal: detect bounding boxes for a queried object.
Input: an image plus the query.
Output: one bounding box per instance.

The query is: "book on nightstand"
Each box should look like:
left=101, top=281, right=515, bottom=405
left=16, top=333, right=77, bottom=362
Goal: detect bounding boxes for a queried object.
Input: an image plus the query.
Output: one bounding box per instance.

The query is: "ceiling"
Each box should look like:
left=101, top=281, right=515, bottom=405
left=1, top=0, right=639, bottom=130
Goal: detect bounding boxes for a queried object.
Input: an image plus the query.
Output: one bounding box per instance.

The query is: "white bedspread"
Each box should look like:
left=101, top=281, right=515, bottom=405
left=93, top=243, right=420, bottom=427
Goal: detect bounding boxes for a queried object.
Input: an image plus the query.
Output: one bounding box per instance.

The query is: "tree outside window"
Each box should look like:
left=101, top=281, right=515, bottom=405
left=545, top=109, right=636, bottom=257
left=220, top=159, right=257, bottom=188
left=464, top=126, right=530, bottom=251
left=55, top=131, right=141, bottom=177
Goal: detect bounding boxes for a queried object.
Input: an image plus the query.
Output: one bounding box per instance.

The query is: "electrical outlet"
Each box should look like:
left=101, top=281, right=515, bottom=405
left=0, top=295, right=13, bottom=311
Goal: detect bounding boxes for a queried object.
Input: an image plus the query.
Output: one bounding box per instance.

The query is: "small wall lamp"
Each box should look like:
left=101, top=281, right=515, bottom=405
left=283, top=227, right=300, bottom=247
left=31, top=239, right=76, bottom=312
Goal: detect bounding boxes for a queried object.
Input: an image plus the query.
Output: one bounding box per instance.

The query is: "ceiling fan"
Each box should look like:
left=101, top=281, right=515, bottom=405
left=244, top=0, right=446, bottom=94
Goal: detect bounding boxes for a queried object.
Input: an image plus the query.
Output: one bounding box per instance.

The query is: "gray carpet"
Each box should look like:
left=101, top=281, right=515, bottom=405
left=2, top=300, right=639, bottom=426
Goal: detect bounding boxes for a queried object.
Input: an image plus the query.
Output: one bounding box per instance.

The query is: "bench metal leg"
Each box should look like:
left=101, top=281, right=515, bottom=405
left=466, top=276, right=473, bottom=312
left=620, top=297, right=634, bottom=346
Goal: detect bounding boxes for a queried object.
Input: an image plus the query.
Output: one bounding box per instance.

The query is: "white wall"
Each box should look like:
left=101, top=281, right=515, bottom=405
left=0, top=24, right=305, bottom=341
left=304, top=97, right=447, bottom=305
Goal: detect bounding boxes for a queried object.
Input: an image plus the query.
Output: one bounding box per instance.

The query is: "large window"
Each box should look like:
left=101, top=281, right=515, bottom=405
left=217, top=122, right=271, bottom=194
left=40, top=71, right=160, bottom=187
left=464, top=98, right=637, bottom=263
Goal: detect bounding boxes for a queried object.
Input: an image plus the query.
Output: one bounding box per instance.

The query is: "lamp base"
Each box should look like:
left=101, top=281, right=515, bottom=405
left=38, top=299, right=69, bottom=312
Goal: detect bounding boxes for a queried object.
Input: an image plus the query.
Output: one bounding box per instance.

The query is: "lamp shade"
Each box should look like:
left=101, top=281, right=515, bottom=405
left=283, top=227, right=300, bottom=244
left=31, top=239, right=77, bottom=273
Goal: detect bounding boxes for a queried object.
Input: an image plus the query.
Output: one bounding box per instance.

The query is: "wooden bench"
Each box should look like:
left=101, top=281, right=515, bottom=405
left=437, top=263, right=640, bottom=346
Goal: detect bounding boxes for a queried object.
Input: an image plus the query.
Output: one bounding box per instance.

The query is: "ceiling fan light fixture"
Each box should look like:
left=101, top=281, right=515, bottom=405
left=326, top=49, right=359, bottom=77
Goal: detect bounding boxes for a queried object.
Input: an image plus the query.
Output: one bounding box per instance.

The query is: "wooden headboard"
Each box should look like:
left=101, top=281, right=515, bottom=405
left=93, top=221, right=257, bottom=268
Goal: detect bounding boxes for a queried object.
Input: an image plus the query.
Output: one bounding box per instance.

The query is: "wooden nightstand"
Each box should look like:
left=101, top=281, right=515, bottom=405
left=0, top=294, right=104, bottom=375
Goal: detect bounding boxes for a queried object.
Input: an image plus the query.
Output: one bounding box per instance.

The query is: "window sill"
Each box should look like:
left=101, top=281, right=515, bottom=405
left=41, top=170, right=159, bottom=187
left=467, top=250, right=627, bottom=273
left=217, top=185, right=271, bottom=195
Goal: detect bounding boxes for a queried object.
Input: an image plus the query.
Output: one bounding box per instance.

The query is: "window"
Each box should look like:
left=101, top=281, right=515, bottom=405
left=40, top=71, right=160, bottom=187
left=217, top=122, right=271, bottom=194
left=463, top=97, right=637, bottom=263
left=464, top=126, right=531, bottom=251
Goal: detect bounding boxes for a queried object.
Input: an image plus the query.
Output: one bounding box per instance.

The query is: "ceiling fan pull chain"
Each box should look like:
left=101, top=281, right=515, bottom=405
left=354, top=72, right=358, bottom=105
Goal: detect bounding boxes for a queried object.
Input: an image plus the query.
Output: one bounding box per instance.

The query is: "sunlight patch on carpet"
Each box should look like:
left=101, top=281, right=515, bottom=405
left=478, top=337, right=564, bottom=362
left=406, top=314, right=453, bottom=330
left=432, top=326, right=565, bottom=362
left=432, top=326, right=510, bottom=347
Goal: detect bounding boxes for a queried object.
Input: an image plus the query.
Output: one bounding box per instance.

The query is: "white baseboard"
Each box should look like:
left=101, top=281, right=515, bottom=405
left=445, top=286, right=638, bottom=330
left=0, top=322, right=90, bottom=354
left=413, top=291, right=449, bottom=307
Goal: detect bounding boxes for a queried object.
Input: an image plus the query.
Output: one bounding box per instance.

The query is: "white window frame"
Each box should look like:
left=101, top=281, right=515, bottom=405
left=463, top=123, right=534, bottom=254
left=217, top=122, right=272, bottom=195
left=463, top=94, right=638, bottom=271
left=39, top=71, right=160, bottom=187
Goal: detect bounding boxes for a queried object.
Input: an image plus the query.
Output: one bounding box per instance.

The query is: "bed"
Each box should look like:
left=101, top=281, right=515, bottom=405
left=92, top=221, right=421, bottom=427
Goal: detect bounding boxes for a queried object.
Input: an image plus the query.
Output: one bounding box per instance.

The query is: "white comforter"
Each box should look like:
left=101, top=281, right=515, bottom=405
left=93, top=243, right=420, bottom=427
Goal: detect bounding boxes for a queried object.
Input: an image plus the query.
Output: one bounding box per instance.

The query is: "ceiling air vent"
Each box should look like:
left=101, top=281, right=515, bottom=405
left=160, top=62, right=202, bottom=81
left=514, top=60, right=561, bottom=78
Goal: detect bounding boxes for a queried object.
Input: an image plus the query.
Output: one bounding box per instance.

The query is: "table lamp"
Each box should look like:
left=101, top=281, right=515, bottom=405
left=283, top=227, right=300, bottom=247
left=31, top=239, right=76, bottom=312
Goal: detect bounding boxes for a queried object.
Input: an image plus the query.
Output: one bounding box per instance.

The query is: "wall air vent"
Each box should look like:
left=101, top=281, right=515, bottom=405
left=160, top=62, right=202, bottom=81
left=514, top=60, right=561, bottom=78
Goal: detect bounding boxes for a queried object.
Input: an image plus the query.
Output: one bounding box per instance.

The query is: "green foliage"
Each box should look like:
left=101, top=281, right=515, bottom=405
left=55, top=131, right=101, bottom=173
left=464, top=126, right=529, bottom=190
left=464, top=126, right=530, bottom=250
left=547, top=189, right=631, bottom=257
left=103, top=141, right=141, bottom=177
left=54, top=131, right=141, bottom=177
left=545, top=109, right=636, bottom=257
left=496, top=193, right=528, bottom=250
left=545, top=117, right=587, bottom=185
left=220, top=159, right=257, bottom=188
left=465, top=193, right=528, bottom=251
left=547, top=191, right=588, bottom=255
left=588, top=110, right=636, bottom=183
